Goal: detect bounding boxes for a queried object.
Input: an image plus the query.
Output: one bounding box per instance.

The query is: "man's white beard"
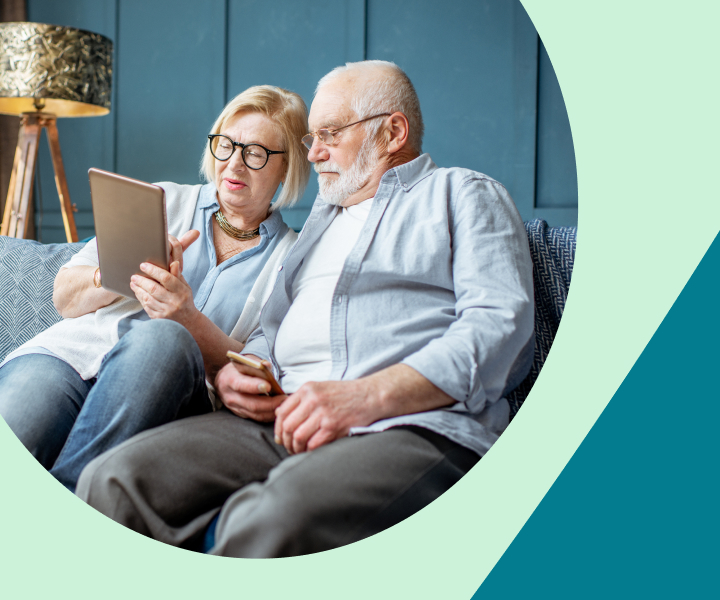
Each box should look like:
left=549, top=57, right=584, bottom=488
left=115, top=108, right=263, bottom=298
left=315, top=136, right=379, bottom=206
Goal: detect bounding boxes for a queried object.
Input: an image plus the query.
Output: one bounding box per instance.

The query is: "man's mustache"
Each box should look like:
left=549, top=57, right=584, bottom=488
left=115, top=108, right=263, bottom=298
left=314, top=162, right=342, bottom=175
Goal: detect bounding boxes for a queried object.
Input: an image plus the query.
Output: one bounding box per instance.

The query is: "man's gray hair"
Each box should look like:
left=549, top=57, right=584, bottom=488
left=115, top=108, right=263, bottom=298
left=316, top=60, right=424, bottom=153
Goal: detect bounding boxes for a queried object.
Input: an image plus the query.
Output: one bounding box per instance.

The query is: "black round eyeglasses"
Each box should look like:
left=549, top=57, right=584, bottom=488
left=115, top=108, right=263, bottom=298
left=208, top=134, right=285, bottom=170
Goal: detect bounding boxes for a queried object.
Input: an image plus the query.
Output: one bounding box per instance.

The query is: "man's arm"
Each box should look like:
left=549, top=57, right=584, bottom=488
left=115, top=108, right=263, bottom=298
left=214, top=359, right=453, bottom=453
left=274, top=363, right=454, bottom=454
left=217, top=177, right=533, bottom=454
left=400, top=176, right=534, bottom=411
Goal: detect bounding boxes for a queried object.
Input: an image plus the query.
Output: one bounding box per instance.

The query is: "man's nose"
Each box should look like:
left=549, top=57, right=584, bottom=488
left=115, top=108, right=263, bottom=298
left=307, top=138, right=329, bottom=163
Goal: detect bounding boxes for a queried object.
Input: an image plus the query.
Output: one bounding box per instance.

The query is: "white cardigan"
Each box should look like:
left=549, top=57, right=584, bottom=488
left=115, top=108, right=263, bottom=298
left=3, top=182, right=296, bottom=380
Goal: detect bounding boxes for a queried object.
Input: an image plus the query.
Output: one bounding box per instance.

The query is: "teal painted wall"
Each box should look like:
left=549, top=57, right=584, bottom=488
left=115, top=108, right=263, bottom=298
left=27, top=0, right=577, bottom=242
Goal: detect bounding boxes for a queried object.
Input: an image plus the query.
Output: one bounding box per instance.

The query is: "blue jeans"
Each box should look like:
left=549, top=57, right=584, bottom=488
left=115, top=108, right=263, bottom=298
left=0, top=319, right=212, bottom=492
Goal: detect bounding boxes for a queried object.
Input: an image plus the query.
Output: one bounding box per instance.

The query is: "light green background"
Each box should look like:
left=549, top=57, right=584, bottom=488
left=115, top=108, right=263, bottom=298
left=2, top=1, right=718, bottom=598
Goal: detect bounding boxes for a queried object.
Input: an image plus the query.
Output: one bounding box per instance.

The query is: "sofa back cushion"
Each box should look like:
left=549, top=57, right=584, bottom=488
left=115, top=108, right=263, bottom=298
left=0, top=236, right=85, bottom=362
left=506, top=219, right=577, bottom=416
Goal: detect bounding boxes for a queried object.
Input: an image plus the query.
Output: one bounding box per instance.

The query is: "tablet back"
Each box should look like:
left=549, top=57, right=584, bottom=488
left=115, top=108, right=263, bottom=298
left=88, top=168, right=168, bottom=298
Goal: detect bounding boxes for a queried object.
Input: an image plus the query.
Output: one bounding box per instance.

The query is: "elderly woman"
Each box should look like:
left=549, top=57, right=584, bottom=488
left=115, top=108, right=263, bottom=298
left=0, top=85, right=309, bottom=492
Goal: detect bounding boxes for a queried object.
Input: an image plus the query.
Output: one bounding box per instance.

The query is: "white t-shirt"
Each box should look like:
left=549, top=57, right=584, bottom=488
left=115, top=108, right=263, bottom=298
left=274, top=198, right=373, bottom=392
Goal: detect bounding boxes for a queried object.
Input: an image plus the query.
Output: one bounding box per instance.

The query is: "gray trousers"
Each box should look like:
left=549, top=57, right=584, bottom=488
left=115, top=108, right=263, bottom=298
left=76, top=410, right=479, bottom=558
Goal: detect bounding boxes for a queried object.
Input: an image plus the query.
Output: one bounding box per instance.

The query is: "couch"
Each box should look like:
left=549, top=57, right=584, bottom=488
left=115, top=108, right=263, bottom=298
left=0, top=219, right=576, bottom=417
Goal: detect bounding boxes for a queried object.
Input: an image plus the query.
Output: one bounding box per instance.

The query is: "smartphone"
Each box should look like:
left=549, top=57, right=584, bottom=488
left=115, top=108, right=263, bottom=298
left=226, top=351, right=285, bottom=396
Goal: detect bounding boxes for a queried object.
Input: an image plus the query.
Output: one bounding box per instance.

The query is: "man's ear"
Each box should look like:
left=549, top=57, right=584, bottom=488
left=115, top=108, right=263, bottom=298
left=385, top=112, right=410, bottom=154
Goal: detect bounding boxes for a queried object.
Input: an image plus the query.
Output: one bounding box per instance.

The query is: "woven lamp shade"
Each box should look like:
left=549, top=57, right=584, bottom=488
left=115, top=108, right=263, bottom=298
left=0, top=22, right=112, bottom=117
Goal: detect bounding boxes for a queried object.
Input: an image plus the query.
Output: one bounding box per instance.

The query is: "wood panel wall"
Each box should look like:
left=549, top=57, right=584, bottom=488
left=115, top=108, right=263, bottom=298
left=26, top=0, right=578, bottom=242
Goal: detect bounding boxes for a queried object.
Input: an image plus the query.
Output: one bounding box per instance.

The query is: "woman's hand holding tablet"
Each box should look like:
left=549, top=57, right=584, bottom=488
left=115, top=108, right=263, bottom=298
left=130, top=230, right=200, bottom=323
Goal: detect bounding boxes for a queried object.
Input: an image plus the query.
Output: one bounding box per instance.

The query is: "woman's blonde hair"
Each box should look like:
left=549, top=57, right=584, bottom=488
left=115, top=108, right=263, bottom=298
left=201, top=85, right=310, bottom=211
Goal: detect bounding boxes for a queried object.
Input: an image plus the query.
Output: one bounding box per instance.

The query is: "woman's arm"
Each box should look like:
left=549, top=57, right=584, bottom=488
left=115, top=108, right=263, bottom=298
left=130, top=260, right=244, bottom=382
left=53, top=266, right=120, bottom=318
left=53, top=230, right=198, bottom=320
left=175, top=308, right=245, bottom=383
left=129, top=230, right=240, bottom=381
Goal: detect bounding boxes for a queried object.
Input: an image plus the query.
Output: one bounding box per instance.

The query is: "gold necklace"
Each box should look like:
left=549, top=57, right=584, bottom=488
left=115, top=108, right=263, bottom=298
left=214, top=210, right=260, bottom=241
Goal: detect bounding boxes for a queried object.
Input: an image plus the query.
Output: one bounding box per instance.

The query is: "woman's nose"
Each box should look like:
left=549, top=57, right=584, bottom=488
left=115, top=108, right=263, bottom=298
left=227, top=148, right=247, bottom=171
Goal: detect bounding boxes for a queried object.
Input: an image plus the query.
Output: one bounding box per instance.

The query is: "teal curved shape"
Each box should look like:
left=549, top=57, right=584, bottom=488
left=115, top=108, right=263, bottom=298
left=473, top=231, right=720, bottom=598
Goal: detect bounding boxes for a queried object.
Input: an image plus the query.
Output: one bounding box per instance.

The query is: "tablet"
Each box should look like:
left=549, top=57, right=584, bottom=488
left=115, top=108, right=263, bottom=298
left=88, top=168, right=169, bottom=298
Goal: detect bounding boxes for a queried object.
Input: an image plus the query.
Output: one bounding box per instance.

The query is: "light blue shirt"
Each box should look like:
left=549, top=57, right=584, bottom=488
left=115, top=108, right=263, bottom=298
left=120, top=183, right=290, bottom=337
left=243, top=154, right=534, bottom=456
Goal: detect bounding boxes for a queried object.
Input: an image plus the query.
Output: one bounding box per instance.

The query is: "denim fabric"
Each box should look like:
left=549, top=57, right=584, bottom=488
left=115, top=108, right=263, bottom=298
left=0, top=353, right=92, bottom=469
left=243, top=154, right=535, bottom=456
left=0, top=319, right=212, bottom=492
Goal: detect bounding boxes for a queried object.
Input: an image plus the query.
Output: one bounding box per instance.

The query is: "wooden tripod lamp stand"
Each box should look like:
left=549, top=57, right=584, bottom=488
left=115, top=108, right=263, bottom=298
left=0, top=22, right=113, bottom=242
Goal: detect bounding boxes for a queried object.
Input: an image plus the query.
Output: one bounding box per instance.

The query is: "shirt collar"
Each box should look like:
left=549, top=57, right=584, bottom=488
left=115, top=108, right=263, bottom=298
left=383, top=153, right=437, bottom=191
left=259, top=207, right=284, bottom=237
left=199, top=182, right=283, bottom=238
left=311, top=153, right=438, bottom=207
left=198, top=183, right=219, bottom=210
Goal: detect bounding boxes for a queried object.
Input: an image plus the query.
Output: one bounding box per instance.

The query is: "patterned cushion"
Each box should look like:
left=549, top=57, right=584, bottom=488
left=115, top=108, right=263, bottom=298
left=506, top=219, right=577, bottom=416
left=0, top=236, right=85, bottom=362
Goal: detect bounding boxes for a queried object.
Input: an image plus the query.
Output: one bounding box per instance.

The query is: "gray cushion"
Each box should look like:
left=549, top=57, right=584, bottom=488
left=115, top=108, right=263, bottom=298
left=0, top=236, right=85, bottom=362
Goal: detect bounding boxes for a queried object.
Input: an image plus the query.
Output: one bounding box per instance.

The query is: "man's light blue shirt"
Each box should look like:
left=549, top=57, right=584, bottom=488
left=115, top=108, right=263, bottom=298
left=244, top=155, right=534, bottom=456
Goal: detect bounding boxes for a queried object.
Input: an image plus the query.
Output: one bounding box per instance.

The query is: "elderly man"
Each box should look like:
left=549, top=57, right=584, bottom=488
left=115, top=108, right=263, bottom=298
left=77, top=60, right=534, bottom=557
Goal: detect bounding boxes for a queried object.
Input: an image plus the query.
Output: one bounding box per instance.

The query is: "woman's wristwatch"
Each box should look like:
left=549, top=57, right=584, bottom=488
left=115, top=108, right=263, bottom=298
left=93, top=267, right=102, bottom=288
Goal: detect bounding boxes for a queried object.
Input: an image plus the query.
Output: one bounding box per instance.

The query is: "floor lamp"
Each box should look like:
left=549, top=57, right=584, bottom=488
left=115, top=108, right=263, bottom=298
left=0, top=22, right=112, bottom=242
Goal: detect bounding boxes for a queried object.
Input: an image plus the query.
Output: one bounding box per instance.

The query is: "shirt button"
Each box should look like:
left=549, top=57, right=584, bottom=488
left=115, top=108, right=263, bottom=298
left=335, top=296, right=343, bottom=305
left=278, top=265, right=283, bottom=272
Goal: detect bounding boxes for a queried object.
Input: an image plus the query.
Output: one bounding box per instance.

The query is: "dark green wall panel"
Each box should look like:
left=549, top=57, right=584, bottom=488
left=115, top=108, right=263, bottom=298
left=536, top=41, right=578, bottom=209
left=24, top=0, right=578, bottom=241
left=367, top=0, right=539, bottom=219
left=227, top=0, right=366, bottom=230
left=115, top=0, right=226, bottom=185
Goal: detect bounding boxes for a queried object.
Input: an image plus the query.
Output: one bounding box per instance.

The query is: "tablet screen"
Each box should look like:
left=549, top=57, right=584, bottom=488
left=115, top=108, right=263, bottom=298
left=88, top=168, right=169, bottom=298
